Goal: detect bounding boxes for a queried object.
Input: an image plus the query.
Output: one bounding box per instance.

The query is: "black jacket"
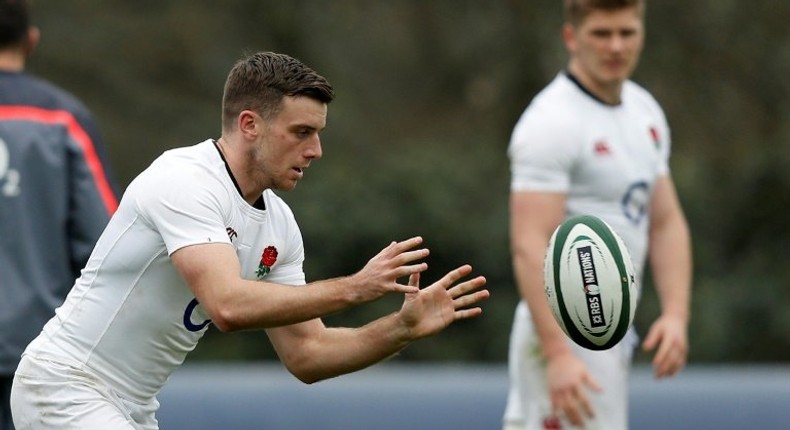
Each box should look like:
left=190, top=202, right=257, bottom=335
left=0, top=70, right=119, bottom=374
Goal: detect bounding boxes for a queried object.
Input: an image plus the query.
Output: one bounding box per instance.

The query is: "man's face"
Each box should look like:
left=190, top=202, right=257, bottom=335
left=252, top=95, right=327, bottom=192
left=564, top=7, right=644, bottom=91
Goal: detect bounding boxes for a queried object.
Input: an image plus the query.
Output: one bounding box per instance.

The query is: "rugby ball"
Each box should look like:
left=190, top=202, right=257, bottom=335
left=544, top=215, right=637, bottom=350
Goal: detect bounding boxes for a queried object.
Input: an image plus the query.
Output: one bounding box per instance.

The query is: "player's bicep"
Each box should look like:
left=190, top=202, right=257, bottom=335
left=649, top=176, right=683, bottom=228
left=510, top=191, right=566, bottom=298
left=171, top=242, right=240, bottom=306
left=510, top=191, right=567, bottom=250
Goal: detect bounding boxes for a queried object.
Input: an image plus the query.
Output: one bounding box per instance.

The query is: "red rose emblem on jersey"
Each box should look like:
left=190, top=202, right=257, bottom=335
left=255, top=246, right=278, bottom=279
left=542, top=416, right=563, bottom=430
left=649, top=126, right=661, bottom=149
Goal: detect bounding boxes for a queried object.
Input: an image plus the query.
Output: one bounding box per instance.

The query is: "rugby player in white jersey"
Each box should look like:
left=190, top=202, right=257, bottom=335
left=503, top=1, right=691, bottom=429
left=10, top=51, right=489, bottom=429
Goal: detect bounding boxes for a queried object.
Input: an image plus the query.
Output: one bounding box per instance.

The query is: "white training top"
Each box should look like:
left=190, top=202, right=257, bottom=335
left=24, top=139, right=306, bottom=401
left=509, top=72, right=671, bottom=280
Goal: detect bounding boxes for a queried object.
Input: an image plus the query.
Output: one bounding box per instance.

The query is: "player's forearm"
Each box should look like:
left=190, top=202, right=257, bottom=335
left=514, top=253, right=573, bottom=360
left=649, top=212, right=692, bottom=323
left=524, top=285, right=573, bottom=360
left=282, top=313, right=412, bottom=384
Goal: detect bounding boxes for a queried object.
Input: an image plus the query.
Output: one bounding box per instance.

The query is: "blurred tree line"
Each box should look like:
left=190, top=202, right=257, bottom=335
left=26, top=0, right=789, bottom=364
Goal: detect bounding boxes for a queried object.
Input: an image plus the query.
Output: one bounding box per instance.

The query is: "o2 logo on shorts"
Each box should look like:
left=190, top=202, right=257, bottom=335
left=0, top=138, right=21, bottom=197
left=621, top=181, right=649, bottom=225
left=183, top=298, right=212, bottom=332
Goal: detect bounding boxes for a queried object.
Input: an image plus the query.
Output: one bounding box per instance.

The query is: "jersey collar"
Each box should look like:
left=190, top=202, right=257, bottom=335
left=212, top=139, right=266, bottom=210
left=563, top=70, right=620, bottom=107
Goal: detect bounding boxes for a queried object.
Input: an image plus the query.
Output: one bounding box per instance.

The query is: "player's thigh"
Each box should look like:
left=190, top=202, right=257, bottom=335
left=508, top=303, right=551, bottom=392
left=569, top=330, right=637, bottom=429
left=11, top=356, right=140, bottom=430
left=504, top=302, right=554, bottom=428
left=506, top=308, right=637, bottom=430
left=574, top=329, right=637, bottom=401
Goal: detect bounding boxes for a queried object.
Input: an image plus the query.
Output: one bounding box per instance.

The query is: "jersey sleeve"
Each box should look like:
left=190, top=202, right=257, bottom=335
left=508, top=106, right=579, bottom=193
left=133, top=162, right=231, bottom=255
left=266, top=221, right=306, bottom=286
left=630, top=82, right=672, bottom=177
left=655, top=106, right=672, bottom=177
left=261, top=192, right=306, bottom=286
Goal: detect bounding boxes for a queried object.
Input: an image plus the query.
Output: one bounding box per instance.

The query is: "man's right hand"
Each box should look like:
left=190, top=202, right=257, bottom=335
left=547, top=352, right=602, bottom=427
left=349, top=236, right=429, bottom=303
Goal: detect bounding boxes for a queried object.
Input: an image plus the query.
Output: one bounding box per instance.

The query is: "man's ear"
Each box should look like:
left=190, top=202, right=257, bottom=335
left=237, top=110, right=259, bottom=139
left=562, top=23, right=576, bottom=54
left=24, top=26, right=40, bottom=58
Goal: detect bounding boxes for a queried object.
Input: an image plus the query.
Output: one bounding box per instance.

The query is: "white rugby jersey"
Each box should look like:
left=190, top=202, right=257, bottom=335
left=509, top=72, right=671, bottom=280
left=24, top=139, right=305, bottom=401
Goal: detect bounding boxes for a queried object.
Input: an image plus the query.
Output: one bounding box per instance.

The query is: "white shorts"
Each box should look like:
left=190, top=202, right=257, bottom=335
left=502, top=301, right=637, bottom=430
left=11, top=354, right=159, bottom=430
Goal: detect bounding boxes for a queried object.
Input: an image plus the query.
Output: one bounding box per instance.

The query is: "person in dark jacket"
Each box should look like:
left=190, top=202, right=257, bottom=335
left=0, top=1, right=119, bottom=428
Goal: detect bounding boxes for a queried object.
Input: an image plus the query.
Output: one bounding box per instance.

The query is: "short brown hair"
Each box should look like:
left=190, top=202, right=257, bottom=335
left=0, top=0, right=31, bottom=49
left=563, top=0, right=645, bottom=26
left=221, top=51, right=335, bottom=131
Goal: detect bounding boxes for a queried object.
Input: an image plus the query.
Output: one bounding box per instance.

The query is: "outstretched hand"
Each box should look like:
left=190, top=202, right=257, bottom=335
left=350, top=237, right=430, bottom=303
left=397, top=264, right=489, bottom=340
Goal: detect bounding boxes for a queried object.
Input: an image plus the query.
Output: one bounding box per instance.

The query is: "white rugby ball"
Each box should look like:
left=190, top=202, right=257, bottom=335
left=544, top=215, right=637, bottom=350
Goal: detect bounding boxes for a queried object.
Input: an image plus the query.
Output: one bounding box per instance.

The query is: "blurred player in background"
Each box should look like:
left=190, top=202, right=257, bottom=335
left=503, top=0, right=691, bottom=429
left=0, top=1, right=119, bottom=428
left=10, top=51, right=489, bottom=429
